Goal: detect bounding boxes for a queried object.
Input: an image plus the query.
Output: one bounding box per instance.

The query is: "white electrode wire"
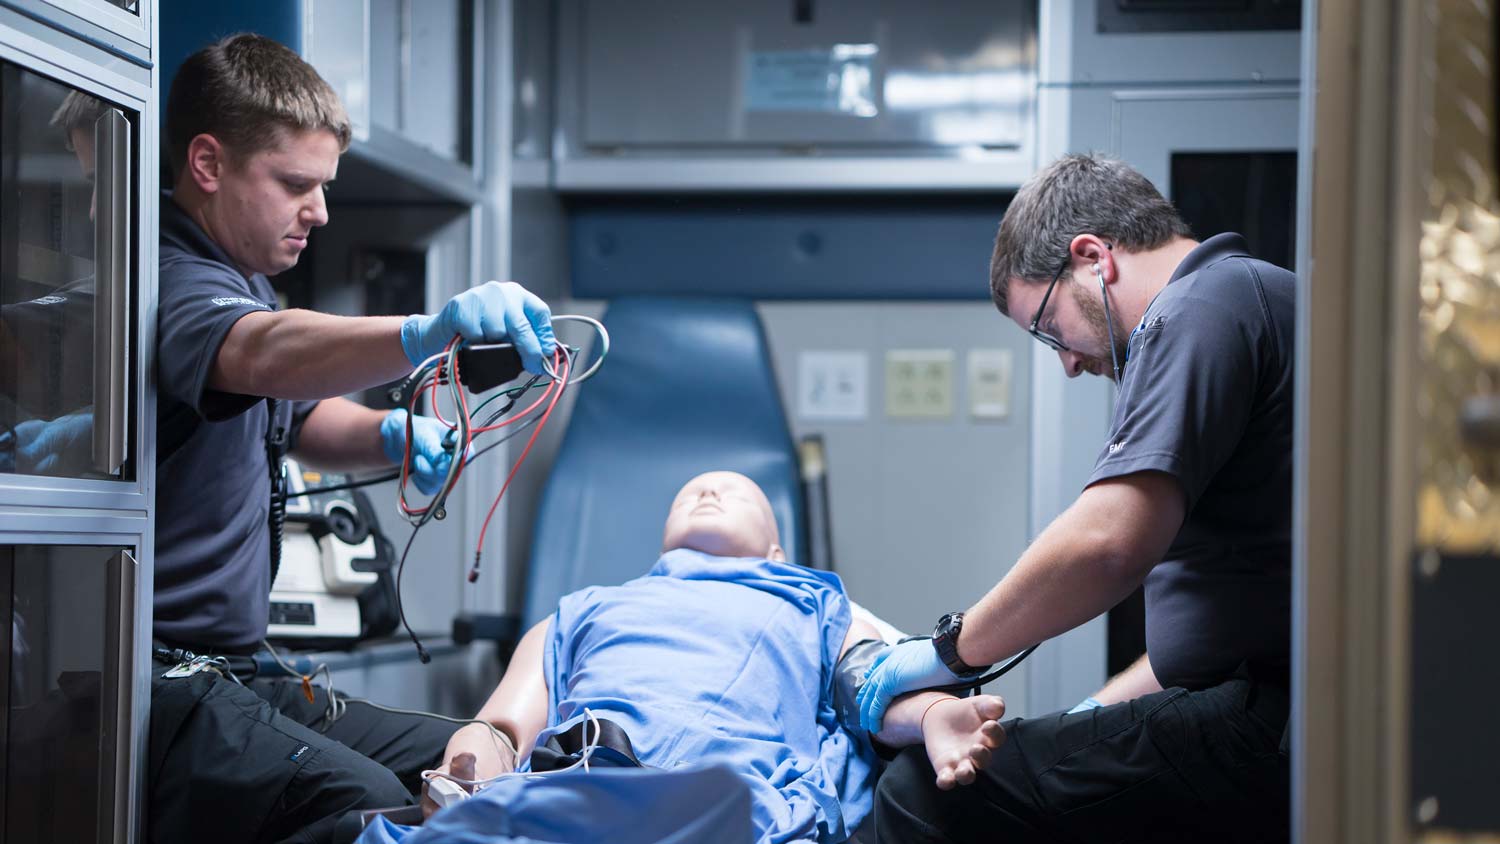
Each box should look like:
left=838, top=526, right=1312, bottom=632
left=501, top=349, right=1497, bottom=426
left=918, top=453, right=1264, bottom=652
left=550, top=315, right=609, bottom=385
left=419, top=707, right=603, bottom=792
left=258, top=639, right=517, bottom=761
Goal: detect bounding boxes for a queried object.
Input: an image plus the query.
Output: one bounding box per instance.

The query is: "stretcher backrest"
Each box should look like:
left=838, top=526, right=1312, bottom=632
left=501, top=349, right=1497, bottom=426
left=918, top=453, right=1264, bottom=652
left=523, top=297, right=803, bottom=627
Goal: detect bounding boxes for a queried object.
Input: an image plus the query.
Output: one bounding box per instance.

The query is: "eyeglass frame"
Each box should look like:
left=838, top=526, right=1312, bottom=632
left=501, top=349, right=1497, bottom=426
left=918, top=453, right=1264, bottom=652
left=1027, top=258, right=1073, bottom=353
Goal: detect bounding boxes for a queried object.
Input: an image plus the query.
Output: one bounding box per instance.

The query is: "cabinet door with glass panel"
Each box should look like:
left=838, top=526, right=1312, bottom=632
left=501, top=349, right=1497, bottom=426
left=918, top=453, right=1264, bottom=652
left=1, top=543, right=137, bottom=844
left=0, top=61, right=135, bottom=482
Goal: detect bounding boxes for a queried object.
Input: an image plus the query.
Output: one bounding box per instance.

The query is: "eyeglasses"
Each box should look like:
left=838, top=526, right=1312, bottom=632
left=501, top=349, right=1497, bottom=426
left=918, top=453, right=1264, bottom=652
left=1028, top=258, right=1072, bottom=352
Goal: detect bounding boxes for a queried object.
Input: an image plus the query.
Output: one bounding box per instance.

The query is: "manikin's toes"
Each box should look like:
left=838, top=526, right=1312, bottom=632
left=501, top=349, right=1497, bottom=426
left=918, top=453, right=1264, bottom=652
left=921, top=694, right=1007, bottom=790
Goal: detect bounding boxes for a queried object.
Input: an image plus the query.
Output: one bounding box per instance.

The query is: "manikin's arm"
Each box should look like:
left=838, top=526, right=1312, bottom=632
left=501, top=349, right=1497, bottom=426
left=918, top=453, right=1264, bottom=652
left=423, top=620, right=551, bottom=817
left=840, top=617, right=971, bottom=750
left=845, top=616, right=1007, bottom=788
left=427, top=606, right=998, bottom=816
left=437, top=614, right=955, bottom=790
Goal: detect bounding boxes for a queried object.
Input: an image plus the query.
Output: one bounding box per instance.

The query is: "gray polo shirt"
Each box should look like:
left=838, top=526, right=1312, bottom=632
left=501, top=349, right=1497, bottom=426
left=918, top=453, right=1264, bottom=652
left=154, top=193, right=318, bottom=651
left=1087, top=233, right=1295, bottom=690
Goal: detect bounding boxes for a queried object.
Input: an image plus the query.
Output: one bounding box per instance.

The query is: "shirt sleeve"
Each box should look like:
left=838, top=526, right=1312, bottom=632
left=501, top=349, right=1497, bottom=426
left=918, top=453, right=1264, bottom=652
left=1086, top=294, right=1264, bottom=511
left=156, top=259, right=274, bottom=421
left=286, top=400, right=322, bottom=450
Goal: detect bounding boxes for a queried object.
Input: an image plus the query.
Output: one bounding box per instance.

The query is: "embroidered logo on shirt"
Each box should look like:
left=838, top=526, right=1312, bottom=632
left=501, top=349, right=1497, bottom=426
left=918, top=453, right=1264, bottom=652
left=211, top=296, right=271, bottom=309
left=29, top=295, right=66, bottom=305
left=1108, top=440, right=1127, bottom=455
left=289, top=744, right=310, bottom=762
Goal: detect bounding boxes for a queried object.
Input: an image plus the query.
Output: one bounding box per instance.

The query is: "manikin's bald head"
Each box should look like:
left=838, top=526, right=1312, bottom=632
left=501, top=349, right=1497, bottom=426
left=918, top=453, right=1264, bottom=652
left=661, top=471, right=785, bottom=562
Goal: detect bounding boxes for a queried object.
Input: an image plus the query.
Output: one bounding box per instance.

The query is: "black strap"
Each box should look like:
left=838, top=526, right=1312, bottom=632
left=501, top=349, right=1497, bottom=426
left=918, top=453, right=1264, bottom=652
left=529, top=717, right=650, bottom=772
left=265, top=398, right=289, bottom=588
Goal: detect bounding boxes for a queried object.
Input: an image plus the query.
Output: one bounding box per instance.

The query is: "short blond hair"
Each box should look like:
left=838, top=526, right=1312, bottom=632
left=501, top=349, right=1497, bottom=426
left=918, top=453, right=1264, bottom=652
left=165, top=33, right=351, bottom=176
left=49, top=90, right=110, bottom=151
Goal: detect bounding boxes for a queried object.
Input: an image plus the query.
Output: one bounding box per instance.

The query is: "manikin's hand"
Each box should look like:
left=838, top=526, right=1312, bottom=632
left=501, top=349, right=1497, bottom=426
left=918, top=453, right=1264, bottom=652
left=421, top=722, right=517, bottom=819
left=401, top=281, right=556, bottom=374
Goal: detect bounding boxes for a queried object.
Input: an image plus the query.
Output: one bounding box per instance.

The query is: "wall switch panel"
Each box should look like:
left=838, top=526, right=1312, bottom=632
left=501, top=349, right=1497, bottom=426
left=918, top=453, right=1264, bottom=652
left=886, top=349, right=954, bottom=419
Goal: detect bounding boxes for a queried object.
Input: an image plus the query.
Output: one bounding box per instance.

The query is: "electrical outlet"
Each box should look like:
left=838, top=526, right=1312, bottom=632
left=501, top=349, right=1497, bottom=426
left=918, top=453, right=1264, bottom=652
left=885, top=349, right=954, bottom=419
left=968, top=348, right=1012, bottom=421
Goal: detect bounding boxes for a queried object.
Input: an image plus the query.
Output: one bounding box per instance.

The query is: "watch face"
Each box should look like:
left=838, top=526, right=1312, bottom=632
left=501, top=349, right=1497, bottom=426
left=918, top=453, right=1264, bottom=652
left=937, top=612, right=962, bottom=638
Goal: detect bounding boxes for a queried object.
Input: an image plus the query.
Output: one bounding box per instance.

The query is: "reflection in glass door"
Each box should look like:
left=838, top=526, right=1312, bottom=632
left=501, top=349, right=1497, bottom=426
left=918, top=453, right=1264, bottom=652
left=0, top=62, right=133, bottom=481
left=1, top=544, right=135, bottom=844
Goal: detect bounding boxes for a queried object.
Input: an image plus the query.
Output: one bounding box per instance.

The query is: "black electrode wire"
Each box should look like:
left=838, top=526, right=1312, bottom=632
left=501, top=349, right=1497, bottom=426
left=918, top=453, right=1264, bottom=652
left=288, top=470, right=403, bottom=499
left=941, top=643, right=1040, bottom=694
left=391, top=409, right=549, bottom=663
left=394, top=515, right=432, bottom=662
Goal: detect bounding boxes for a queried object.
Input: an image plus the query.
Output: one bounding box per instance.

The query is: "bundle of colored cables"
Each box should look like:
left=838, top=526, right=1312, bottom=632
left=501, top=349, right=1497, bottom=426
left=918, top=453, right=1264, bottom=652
left=390, top=314, right=609, bottom=661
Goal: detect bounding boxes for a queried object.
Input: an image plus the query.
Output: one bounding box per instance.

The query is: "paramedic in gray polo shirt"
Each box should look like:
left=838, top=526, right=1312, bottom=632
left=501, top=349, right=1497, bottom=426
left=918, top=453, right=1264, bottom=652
left=857, top=154, right=1293, bottom=843
left=149, top=35, right=556, bottom=844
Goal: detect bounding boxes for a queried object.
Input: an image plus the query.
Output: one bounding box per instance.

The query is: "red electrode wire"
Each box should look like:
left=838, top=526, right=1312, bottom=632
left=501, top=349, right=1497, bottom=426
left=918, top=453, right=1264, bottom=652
left=469, top=346, right=570, bottom=582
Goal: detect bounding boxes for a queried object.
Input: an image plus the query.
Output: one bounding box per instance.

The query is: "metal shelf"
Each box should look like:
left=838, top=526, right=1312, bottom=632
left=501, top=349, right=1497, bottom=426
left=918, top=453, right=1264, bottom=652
left=337, top=124, right=482, bottom=205
left=553, top=153, right=1036, bottom=193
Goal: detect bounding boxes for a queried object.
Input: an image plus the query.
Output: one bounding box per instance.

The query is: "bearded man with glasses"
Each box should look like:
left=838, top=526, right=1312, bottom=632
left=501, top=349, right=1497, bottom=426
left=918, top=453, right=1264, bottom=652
left=855, top=153, right=1297, bottom=844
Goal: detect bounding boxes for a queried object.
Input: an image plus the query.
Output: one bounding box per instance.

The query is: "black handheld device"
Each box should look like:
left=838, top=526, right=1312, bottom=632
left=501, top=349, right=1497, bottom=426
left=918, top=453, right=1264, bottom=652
left=456, top=343, right=525, bottom=393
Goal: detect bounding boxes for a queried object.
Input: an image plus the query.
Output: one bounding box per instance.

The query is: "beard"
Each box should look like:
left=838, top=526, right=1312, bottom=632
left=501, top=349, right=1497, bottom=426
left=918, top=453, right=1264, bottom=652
left=1070, top=281, right=1131, bottom=381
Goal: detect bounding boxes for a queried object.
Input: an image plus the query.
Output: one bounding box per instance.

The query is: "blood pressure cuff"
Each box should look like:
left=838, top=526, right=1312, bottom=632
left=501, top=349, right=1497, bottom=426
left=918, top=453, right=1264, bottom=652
left=530, top=716, right=651, bottom=772
left=833, top=639, right=888, bottom=743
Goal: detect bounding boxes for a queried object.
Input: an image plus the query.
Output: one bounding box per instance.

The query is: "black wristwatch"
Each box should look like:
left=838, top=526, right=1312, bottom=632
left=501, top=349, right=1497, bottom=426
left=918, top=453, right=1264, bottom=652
left=932, top=612, right=989, bottom=677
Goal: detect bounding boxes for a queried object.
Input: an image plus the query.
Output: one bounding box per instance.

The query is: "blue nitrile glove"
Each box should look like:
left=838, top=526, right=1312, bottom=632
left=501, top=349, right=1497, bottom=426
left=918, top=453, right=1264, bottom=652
left=400, top=281, right=557, bottom=374
left=856, top=638, right=964, bottom=734
left=381, top=409, right=454, bottom=495
left=14, top=411, right=93, bottom=474
left=1068, top=697, right=1103, bottom=715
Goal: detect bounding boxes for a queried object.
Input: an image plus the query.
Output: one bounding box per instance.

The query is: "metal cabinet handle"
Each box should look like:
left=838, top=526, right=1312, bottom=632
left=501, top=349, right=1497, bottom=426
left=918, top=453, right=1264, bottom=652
left=92, top=109, right=130, bottom=475
left=1459, top=395, right=1500, bottom=448
left=104, top=549, right=137, bottom=844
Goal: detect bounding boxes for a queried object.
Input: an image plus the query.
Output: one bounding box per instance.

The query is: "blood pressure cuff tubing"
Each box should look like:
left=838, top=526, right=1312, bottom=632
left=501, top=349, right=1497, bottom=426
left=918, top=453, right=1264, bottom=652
left=833, top=638, right=889, bottom=742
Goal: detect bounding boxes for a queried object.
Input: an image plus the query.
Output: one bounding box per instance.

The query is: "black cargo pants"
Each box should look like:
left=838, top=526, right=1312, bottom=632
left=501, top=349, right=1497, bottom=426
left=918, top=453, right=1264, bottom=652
left=873, top=666, right=1290, bottom=844
left=148, top=656, right=457, bottom=844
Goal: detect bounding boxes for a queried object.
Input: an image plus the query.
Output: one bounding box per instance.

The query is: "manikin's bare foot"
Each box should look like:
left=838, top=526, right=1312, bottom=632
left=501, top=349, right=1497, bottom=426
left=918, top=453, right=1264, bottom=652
left=920, top=694, right=1007, bottom=790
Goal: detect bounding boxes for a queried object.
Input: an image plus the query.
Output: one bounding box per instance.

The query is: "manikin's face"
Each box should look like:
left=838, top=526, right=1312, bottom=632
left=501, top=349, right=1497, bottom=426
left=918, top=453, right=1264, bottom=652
left=661, top=471, right=785, bottom=562
left=199, top=127, right=340, bottom=277
left=1006, top=268, right=1129, bottom=381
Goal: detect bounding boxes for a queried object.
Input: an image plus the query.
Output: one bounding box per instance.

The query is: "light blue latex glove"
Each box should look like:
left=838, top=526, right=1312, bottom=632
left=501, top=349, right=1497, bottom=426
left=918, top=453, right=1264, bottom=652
left=400, top=281, right=557, bottom=374
left=1067, top=697, right=1103, bottom=715
left=14, top=411, right=93, bottom=474
left=856, top=638, right=964, bottom=734
left=380, top=409, right=454, bottom=495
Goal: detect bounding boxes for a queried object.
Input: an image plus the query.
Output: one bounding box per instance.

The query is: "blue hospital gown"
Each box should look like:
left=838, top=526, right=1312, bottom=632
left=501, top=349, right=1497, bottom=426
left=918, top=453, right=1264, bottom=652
left=532, top=548, right=876, bottom=843
left=358, top=549, right=876, bottom=844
